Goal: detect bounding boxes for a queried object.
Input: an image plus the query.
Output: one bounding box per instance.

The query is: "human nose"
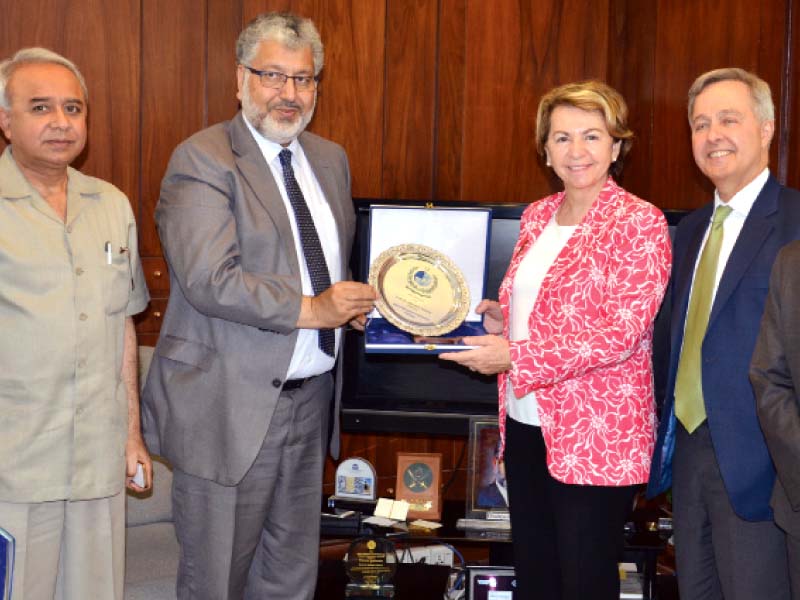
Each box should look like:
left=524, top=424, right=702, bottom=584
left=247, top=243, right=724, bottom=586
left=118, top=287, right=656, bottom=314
left=567, top=138, right=585, bottom=157
left=279, top=77, right=298, bottom=100
left=49, top=107, right=70, bottom=129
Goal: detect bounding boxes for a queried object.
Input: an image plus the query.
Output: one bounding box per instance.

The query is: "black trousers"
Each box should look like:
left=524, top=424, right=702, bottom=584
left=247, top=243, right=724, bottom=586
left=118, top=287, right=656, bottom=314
left=504, top=417, right=638, bottom=600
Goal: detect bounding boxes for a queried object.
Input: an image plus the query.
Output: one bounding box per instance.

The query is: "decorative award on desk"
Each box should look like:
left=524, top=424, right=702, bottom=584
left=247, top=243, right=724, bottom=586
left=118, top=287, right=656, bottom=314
left=344, top=537, right=397, bottom=598
left=395, top=452, right=442, bottom=520
left=334, top=457, right=377, bottom=501
left=369, top=244, right=470, bottom=337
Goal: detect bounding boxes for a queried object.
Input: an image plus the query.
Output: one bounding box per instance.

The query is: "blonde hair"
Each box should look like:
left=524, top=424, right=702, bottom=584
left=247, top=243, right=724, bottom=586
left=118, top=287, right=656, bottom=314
left=535, top=80, right=633, bottom=177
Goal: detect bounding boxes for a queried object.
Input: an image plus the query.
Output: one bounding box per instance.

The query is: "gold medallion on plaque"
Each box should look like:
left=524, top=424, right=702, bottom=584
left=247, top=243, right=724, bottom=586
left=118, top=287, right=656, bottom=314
left=368, top=244, right=470, bottom=336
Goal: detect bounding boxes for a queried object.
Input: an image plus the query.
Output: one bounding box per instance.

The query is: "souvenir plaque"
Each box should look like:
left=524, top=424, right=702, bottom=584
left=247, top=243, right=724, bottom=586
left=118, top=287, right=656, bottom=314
left=395, top=452, right=442, bottom=520
left=334, top=457, right=377, bottom=501
left=369, top=244, right=470, bottom=337
left=344, top=537, right=397, bottom=598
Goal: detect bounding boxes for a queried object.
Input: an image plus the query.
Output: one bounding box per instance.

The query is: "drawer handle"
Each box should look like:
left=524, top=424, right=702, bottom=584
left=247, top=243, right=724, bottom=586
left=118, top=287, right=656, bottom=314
left=153, top=311, right=162, bottom=319
left=153, top=270, right=162, bottom=278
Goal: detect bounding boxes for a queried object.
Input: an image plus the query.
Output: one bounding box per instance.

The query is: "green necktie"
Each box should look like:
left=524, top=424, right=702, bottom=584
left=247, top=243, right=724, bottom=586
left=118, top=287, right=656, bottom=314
left=674, top=204, right=733, bottom=433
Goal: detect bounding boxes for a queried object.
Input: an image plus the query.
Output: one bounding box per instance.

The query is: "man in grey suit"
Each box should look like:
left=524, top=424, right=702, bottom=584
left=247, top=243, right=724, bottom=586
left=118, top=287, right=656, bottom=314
left=142, top=12, right=376, bottom=600
left=751, top=240, right=800, bottom=599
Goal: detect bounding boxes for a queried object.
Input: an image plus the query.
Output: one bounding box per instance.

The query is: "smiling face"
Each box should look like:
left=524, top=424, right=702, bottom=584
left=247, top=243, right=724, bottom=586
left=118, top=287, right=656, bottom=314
left=691, top=79, right=774, bottom=201
left=544, top=105, right=620, bottom=200
left=236, top=39, right=317, bottom=145
left=0, top=62, right=87, bottom=173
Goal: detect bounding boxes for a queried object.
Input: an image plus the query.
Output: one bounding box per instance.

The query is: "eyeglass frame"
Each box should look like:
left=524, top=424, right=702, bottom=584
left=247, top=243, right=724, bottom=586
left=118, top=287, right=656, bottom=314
left=242, top=65, right=319, bottom=91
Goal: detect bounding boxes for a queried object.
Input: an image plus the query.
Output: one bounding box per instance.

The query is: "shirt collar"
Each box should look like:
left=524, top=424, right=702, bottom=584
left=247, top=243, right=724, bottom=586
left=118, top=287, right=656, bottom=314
left=242, top=114, right=301, bottom=165
left=713, top=167, right=769, bottom=218
left=0, top=146, right=102, bottom=200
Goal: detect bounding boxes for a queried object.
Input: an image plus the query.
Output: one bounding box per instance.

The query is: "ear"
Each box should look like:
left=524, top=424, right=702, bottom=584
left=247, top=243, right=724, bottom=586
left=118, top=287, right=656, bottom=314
left=0, top=107, right=10, bottom=141
left=760, top=119, right=775, bottom=149
left=612, top=140, right=622, bottom=162
left=236, top=65, right=246, bottom=102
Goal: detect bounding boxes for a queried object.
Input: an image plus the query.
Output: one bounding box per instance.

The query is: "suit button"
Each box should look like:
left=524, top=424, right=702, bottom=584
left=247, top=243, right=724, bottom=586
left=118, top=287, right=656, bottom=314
left=272, top=378, right=282, bottom=388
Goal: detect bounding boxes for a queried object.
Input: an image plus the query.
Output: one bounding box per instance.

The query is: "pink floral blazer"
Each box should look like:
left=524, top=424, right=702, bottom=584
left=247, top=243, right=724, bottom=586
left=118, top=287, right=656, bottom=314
left=498, top=178, right=672, bottom=486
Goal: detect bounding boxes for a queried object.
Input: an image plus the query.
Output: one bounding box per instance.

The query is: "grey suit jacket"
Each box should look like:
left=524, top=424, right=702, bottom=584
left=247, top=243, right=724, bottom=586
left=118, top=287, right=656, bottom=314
left=751, top=240, right=800, bottom=537
left=142, top=112, right=355, bottom=485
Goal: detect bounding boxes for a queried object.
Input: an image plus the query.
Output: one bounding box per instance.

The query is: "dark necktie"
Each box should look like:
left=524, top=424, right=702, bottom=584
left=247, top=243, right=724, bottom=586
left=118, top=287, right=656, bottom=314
left=278, top=149, right=335, bottom=357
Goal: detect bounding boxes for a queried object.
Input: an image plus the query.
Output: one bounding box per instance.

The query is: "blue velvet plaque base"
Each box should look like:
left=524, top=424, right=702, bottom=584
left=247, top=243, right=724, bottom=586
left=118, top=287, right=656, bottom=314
left=365, top=317, right=488, bottom=354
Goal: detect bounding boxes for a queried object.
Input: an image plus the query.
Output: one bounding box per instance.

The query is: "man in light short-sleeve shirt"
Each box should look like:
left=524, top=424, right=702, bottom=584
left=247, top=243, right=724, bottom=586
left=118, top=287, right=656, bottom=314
left=0, top=47, right=151, bottom=600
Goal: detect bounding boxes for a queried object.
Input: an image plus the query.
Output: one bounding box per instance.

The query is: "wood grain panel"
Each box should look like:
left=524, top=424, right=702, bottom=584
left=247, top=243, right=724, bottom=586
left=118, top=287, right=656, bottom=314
left=381, top=0, right=438, bottom=199
left=0, top=0, right=141, bottom=203
left=141, top=256, right=170, bottom=296
left=207, top=0, right=244, bottom=126
left=651, top=0, right=787, bottom=210
left=135, top=298, right=168, bottom=332
left=460, top=0, right=610, bottom=202
left=434, top=0, right=467, bottom=201
left=140, top=0, right=208, bottom=257
left=783, top=0, right=800, bottom=189
left=607, top=0, right=656, bottom=203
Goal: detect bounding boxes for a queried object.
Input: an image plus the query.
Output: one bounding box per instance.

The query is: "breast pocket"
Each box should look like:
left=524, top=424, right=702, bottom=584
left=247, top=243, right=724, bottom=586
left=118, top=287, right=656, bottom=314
left=105, top=251, right=131, bottom=314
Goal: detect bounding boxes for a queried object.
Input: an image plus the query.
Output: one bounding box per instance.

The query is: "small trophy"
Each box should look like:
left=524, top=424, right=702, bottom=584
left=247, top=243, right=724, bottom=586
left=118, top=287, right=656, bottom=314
left=344, top=537, right=398, bottom=598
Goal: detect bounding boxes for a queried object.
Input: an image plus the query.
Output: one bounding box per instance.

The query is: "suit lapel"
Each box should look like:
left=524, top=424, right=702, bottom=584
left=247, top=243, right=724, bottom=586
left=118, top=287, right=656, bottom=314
left=671, top=207, right=711, bottom=347
left=229, top=113, right=301, bottom=275
left=708, top=176, right=779, bottom=327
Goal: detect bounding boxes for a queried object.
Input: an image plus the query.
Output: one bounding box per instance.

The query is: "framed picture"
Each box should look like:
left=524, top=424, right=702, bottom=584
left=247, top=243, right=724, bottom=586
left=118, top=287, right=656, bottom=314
left=466, top=417, right=510, bottom=519
left=395, top=452, right=442, bottom=520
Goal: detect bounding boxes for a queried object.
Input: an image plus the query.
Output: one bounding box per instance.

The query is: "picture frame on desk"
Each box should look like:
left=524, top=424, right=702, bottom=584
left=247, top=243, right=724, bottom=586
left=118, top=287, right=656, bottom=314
left=466, top=417, right=510, bottom=520
left=395, top=452, right=442, bottom=520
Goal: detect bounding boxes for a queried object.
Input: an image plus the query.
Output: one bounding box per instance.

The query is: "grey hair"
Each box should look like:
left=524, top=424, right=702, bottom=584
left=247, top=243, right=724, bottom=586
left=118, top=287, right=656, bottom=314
left=0, top=47, right=88, bottom=110
left=236, top=13, right=324, bottom=76
left=688, top=67, right=774, bottom=124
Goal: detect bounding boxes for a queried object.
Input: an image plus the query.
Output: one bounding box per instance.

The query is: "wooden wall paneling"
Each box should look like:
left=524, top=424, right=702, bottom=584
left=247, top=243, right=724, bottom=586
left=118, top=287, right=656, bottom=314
left=0, top=0, right=141, bottom=203
left=380, top=0, right=438, bottom=200
left=139, top=0, right=209, bottom=259
left=242, top=0, right=294, bottom=24
left=460, top=0, right=610, bottom=203
left=607, top=0, right=657, bottom=204
left=433, top=0, right=467, bottom=201
left=207, top=0, right=244, bottom=126
left=651, top=0, right=787, bottom=210
left=782, top=0, right=800, bottom=189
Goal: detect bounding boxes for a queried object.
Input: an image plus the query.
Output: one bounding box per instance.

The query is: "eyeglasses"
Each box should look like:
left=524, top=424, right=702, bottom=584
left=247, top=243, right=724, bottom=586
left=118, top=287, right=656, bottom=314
left=243, top=65, right=318, bottom=91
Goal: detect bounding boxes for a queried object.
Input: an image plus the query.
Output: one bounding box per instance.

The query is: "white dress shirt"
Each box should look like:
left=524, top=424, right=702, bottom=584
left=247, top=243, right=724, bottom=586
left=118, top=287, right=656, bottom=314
left=244, top=117, right=342, bottom=378
left=691, top=168, right=769, bottom=304
left=506, top=214, right=577, bottom=426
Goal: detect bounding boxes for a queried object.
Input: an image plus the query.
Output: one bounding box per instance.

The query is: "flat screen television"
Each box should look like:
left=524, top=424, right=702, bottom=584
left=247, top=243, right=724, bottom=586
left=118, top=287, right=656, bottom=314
left=341, top=198, right=687, bottom=435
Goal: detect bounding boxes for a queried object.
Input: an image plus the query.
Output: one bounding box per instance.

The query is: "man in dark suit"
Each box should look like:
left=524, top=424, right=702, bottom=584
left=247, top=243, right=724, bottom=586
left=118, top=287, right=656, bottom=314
left=648, top=68, right=800, bottom=599
left=751, top=241, right=800, bottom=598
left=142, top=12, right=376, bottom=600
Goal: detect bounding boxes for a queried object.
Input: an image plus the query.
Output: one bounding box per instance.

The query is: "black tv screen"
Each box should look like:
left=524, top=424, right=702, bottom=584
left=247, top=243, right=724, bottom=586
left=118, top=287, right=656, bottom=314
left=341, top=198, right=686, bottom=435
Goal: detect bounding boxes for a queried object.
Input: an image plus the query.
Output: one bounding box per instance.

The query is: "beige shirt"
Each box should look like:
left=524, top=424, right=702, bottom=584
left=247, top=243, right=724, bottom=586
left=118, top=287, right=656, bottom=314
left=0, top=147, right=149, bottom=502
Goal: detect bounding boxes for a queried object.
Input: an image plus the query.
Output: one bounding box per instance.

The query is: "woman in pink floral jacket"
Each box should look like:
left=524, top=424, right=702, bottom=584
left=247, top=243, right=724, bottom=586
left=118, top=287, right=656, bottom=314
left=442, top=81, right=672, bottom=600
